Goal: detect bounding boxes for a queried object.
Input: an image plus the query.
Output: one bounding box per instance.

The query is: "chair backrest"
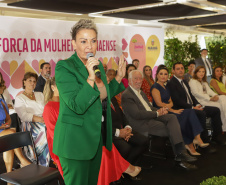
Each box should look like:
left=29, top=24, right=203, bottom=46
left=0, top=131, right=33, bottom=153
left=16, top=115, right=23, bottom=132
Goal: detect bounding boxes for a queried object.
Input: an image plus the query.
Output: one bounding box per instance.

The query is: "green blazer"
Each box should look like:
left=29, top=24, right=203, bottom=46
left=53, top=52, right=125, bottom=160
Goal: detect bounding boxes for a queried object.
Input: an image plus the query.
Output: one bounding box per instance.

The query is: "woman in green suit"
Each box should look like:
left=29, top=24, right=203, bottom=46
left=53, top=19, right=126, bottom=185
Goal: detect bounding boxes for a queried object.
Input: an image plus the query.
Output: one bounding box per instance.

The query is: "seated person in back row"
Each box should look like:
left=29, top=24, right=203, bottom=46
left=132, top=59, right=140, bottom=70
left=34, top=62, right=51, bottom=92
left=184, top=60, right=195, bottom=83
left=121, top=70, right=197, bottom=170
left=106, top=69, right=117, bottom=83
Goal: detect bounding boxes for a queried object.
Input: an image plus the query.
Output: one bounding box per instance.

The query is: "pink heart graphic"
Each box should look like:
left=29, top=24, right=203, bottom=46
left=0, top=68, right=10, bottom=88
left=152, top=66, right=158, bottom=80
left=49, top=59, right=56, bottom=77
left=32, top=60, right=39, bottom=73
left=113, top=57, right=120, bottom=65
left=123, top=52, right=128, bottom=58
left=1, top=61, right=10, bottom=76
left=98, top=57, right=103, bottom=63
left=122, top=38, right=128, bottom=51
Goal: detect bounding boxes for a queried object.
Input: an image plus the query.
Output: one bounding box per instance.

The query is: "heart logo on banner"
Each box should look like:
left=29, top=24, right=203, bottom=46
left=1, top=61, right=10, bottom=76
left=0, top=68, right=10, bottom=88
left=129, top=34, right=161, bottom=70
left=123, top=52, right=128, bottom=58
left=109, top=57, right=118, bottom=70
left=32, top=60, right=39, bottom=73
left=122, top=38, right=128, bottom=51
left=49, top=59, right=56, bottom=77
left=10, top=61, right=18, bottom=76
left=11, top=60, right=36, bottom=89
left=1, top=60, right=19, bottom=76
left=98, top=57, right=103, bottom=63
left=113, top=57, right=119, bottom=65
left=103, top=57, right=108, bottom=65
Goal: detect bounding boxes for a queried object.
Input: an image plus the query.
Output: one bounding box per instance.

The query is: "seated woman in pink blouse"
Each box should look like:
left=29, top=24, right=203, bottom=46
left=122, top=64, right=136, bottom=88
left=141, top=65, right=154, bottom=103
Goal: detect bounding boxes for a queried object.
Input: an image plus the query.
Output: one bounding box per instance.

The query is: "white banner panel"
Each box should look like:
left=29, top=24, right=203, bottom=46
left=0, top=16, right=164, bottom=99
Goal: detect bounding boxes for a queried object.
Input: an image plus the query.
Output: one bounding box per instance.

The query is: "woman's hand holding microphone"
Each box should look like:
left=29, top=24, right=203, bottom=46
left=86, top=56, right=99, bottom=87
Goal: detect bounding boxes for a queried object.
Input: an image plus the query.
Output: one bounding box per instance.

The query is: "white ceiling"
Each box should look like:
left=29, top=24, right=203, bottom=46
left=0, top=0, right=225, bottom=36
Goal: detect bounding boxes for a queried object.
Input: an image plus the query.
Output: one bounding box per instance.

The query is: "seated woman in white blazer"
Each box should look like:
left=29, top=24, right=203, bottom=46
left=189, top=66, right=226, bottom=132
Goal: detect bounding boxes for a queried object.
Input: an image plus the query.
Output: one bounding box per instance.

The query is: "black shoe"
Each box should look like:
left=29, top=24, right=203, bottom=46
left=123, top=173, right=142, bottom=181
left=212, top=135, right=226, bottom=145
left=198, top=145, right=217, bottom=154
left=175, top=161, right=198, bottom=171
left=175, top=151, right=197, bottom=162
left=110, top=179, right=122, bottom=185
left=129, top=174, right=142, bottom=181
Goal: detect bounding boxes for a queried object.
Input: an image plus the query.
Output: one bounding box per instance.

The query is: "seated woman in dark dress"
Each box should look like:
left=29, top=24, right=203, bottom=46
left=151, top=66, right=209, bottom=156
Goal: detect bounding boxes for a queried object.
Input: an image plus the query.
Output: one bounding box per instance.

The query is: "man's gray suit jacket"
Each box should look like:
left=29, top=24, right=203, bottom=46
left=121, top=86, right=183, bottom=146
left=121, top=86, right=157, bottom=133
left=194, top=57, right=213, bottom=73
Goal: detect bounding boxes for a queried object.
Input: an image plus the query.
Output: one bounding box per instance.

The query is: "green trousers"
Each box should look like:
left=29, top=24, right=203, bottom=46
left=59, top=137, right=103, bottom=185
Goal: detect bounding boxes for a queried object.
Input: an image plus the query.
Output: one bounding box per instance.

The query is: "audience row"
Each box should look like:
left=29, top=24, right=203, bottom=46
left=1, top=57, right=226, bottom=184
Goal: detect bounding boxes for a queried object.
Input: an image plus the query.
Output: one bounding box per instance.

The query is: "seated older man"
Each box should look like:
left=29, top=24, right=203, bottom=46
left=121, top=70, right=197, bottom=170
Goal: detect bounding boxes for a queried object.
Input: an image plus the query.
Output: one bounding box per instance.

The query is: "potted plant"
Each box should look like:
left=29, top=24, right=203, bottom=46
left=200, top=176, right=226, bottom=185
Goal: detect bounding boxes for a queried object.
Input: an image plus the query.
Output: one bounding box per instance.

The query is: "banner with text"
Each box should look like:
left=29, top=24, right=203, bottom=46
left=0, top=16, right=164, bottom=99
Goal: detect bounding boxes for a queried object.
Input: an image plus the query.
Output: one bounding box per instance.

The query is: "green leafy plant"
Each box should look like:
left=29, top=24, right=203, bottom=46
left=183, top=35, right=201, bottom=63
left=200, top=176, right=226, bottom=185
left=205, top=34, right=226, bottom=68
left=164, top=30, right=200, bottom=74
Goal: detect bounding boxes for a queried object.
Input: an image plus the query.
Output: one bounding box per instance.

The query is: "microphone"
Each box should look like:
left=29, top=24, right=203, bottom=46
left=86, top=53, right=101, bottom=79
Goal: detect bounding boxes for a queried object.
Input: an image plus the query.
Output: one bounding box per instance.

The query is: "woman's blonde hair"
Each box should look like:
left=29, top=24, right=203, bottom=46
left=71, top=19, right=97, bottom=40
left=43, top=76, right=56, bottom=104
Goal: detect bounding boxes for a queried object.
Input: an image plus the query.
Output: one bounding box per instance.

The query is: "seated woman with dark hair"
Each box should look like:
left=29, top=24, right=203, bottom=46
left=122, top=64, right=136, bottom=88
left=43, top=77, right=141, bottom=184
left=151, top=65, right=208, bottom=156
left=210, top=66, right=226, bottom=95
left=0, top=98, right=30, bottom=174
left=0, top=72, right=20, bottom=132
left=189, top=66, right=226, bottom=132
left=15, top=72, right=50, bottom=167
left=184, top=60, right=195, bottom=83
